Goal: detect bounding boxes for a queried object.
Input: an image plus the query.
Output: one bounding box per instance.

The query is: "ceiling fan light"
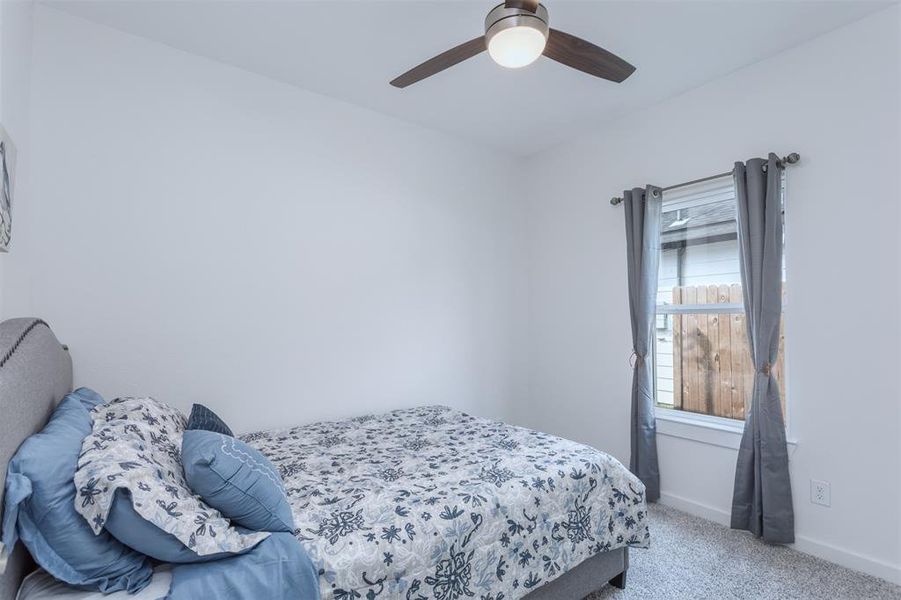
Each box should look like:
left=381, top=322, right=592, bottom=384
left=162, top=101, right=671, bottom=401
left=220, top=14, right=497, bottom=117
left=487, top=26, right=547, bottom=69
left=484, top=3, right=549, bottom=69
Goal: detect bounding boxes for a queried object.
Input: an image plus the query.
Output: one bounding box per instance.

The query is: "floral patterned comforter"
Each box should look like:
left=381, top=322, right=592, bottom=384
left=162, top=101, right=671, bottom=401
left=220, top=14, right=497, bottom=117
left=242, top=406, right=649, bottom=600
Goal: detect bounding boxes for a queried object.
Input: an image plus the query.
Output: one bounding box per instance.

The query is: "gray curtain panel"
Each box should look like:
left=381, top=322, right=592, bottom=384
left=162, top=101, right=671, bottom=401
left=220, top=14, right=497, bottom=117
left=623, top=185, right=662, bottom=502
left=730, top=154, right=794, bottom=543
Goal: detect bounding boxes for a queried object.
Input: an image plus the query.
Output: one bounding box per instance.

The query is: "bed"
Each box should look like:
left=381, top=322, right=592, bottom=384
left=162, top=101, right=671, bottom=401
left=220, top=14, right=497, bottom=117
left=0, top=318, right=648, bottom=600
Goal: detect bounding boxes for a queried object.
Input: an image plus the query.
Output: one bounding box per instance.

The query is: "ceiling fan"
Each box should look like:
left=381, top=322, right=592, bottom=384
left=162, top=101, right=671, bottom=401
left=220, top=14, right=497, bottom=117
left=390, top=0, right=635, bottom=88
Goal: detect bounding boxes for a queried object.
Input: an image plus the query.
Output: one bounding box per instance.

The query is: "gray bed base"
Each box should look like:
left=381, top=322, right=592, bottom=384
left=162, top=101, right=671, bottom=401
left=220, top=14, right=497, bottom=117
left=525, top=546, right=629, bottom=599
left=0, top=317, right=628, bottom=600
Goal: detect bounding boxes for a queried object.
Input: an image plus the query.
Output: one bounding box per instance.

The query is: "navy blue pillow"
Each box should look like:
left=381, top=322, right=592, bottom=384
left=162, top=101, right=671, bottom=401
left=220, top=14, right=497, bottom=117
left=187, top=404, right=233, bottom=437
left=1, top=388, right=153, bottom=593
left=182, top=430, right=294, bottom=533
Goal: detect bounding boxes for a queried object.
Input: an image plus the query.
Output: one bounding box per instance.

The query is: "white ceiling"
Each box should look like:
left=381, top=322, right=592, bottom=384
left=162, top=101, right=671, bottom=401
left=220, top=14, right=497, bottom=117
left=43, top=0, right=892, bottom=156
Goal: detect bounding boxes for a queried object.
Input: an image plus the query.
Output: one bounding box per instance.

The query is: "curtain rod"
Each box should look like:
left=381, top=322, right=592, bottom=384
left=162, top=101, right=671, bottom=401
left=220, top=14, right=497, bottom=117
left=609, top=153, right=801, bottom=206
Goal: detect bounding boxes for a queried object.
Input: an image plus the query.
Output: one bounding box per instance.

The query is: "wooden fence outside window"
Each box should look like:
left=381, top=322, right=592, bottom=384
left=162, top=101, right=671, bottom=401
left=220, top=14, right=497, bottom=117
left=667, top=284, right=785, bottom=420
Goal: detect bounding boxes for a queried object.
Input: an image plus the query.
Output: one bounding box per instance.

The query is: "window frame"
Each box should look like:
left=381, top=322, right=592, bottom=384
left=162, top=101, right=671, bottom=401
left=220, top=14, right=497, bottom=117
left=651, top=174, right=791, bottom=436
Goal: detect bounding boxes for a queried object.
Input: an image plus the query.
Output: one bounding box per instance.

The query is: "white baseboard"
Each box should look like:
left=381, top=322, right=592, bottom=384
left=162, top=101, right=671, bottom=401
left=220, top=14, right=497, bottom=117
left=659, top=491, right=732, bottom=525
left=791, top=534, right=901, bottom=585
left=657, top=492, right=901, bottom=585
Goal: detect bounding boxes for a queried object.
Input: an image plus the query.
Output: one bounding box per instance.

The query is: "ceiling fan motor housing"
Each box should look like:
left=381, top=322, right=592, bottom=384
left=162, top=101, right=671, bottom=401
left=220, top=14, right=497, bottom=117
left=484, top=2, right=549, bottom=47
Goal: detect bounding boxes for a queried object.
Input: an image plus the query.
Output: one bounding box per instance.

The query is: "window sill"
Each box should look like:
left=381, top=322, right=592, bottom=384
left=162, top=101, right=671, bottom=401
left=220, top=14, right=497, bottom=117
left=655, top=408, right=797, bottom=454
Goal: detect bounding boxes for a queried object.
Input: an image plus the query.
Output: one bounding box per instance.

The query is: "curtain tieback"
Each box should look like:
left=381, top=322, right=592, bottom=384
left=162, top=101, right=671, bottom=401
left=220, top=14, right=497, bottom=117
left=758, top=362, right=772, bottom=376
left=630, top=350, right=646, bottom=368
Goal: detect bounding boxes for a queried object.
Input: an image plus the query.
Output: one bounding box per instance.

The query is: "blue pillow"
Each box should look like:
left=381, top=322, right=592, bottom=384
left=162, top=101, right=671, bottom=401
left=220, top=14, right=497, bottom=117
left=1, top=388, right=153, bottom=593
left=186, top=404, right=234, bottom=437
left=104, top=489, right=235, bottom=563
left=182, top=430, right=294, bottom=533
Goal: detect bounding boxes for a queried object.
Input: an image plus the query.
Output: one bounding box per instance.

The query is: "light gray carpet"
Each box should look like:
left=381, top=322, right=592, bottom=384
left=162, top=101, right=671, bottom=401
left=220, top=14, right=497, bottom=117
left=588, top=504, right=900, bottom=600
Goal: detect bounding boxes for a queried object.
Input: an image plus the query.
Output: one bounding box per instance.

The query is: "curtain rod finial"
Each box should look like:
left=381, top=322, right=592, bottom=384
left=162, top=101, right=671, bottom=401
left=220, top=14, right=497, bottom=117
left=610, top=197, right=623, bottom=206
left=784, top=152, right=800, bottom=165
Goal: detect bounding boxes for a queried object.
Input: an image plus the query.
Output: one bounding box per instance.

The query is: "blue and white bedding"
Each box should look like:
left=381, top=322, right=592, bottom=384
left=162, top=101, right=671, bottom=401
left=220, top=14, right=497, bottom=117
left=74, top=397, right=269, bottom=558
left=16, top=394, right=319, bottom=600
left=163, top=531, right=318, bottom=600
left=244, top=405, right=650, bottom=600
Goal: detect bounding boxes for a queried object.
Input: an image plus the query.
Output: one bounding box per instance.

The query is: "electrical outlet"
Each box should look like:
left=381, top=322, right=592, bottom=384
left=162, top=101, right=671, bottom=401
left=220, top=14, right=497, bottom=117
left=810, top=479, right=831, bottom=507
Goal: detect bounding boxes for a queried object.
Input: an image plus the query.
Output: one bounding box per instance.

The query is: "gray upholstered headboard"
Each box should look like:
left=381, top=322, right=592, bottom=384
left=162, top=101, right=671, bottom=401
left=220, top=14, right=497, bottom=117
left=0, top=319, right=73, bottom=600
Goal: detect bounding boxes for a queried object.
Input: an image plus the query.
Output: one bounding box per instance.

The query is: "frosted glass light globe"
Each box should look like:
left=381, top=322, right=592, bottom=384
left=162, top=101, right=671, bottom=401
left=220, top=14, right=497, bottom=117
left=487, top=25, right=547, bottom=68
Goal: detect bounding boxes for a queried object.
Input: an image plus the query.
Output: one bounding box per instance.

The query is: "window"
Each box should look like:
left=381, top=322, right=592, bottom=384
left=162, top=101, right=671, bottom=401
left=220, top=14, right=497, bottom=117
left=653, top=176, right=786, bottom=421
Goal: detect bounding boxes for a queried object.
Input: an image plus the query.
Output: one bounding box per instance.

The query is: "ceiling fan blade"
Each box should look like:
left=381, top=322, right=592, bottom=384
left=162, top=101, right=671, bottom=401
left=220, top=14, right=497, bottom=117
left=543, top=28, right=635, bottom=83
left=390, top=36, right=486, bottom=88
left=505, top=0, right=540, bottom=12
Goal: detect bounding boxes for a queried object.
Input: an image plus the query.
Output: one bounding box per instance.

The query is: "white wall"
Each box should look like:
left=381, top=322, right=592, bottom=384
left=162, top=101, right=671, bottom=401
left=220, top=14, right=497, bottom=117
left=9, top=7, right=526, bottom=432
left=518, top=5, right=901, bottom=583
left=0, top=0, right=34, bottom=317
